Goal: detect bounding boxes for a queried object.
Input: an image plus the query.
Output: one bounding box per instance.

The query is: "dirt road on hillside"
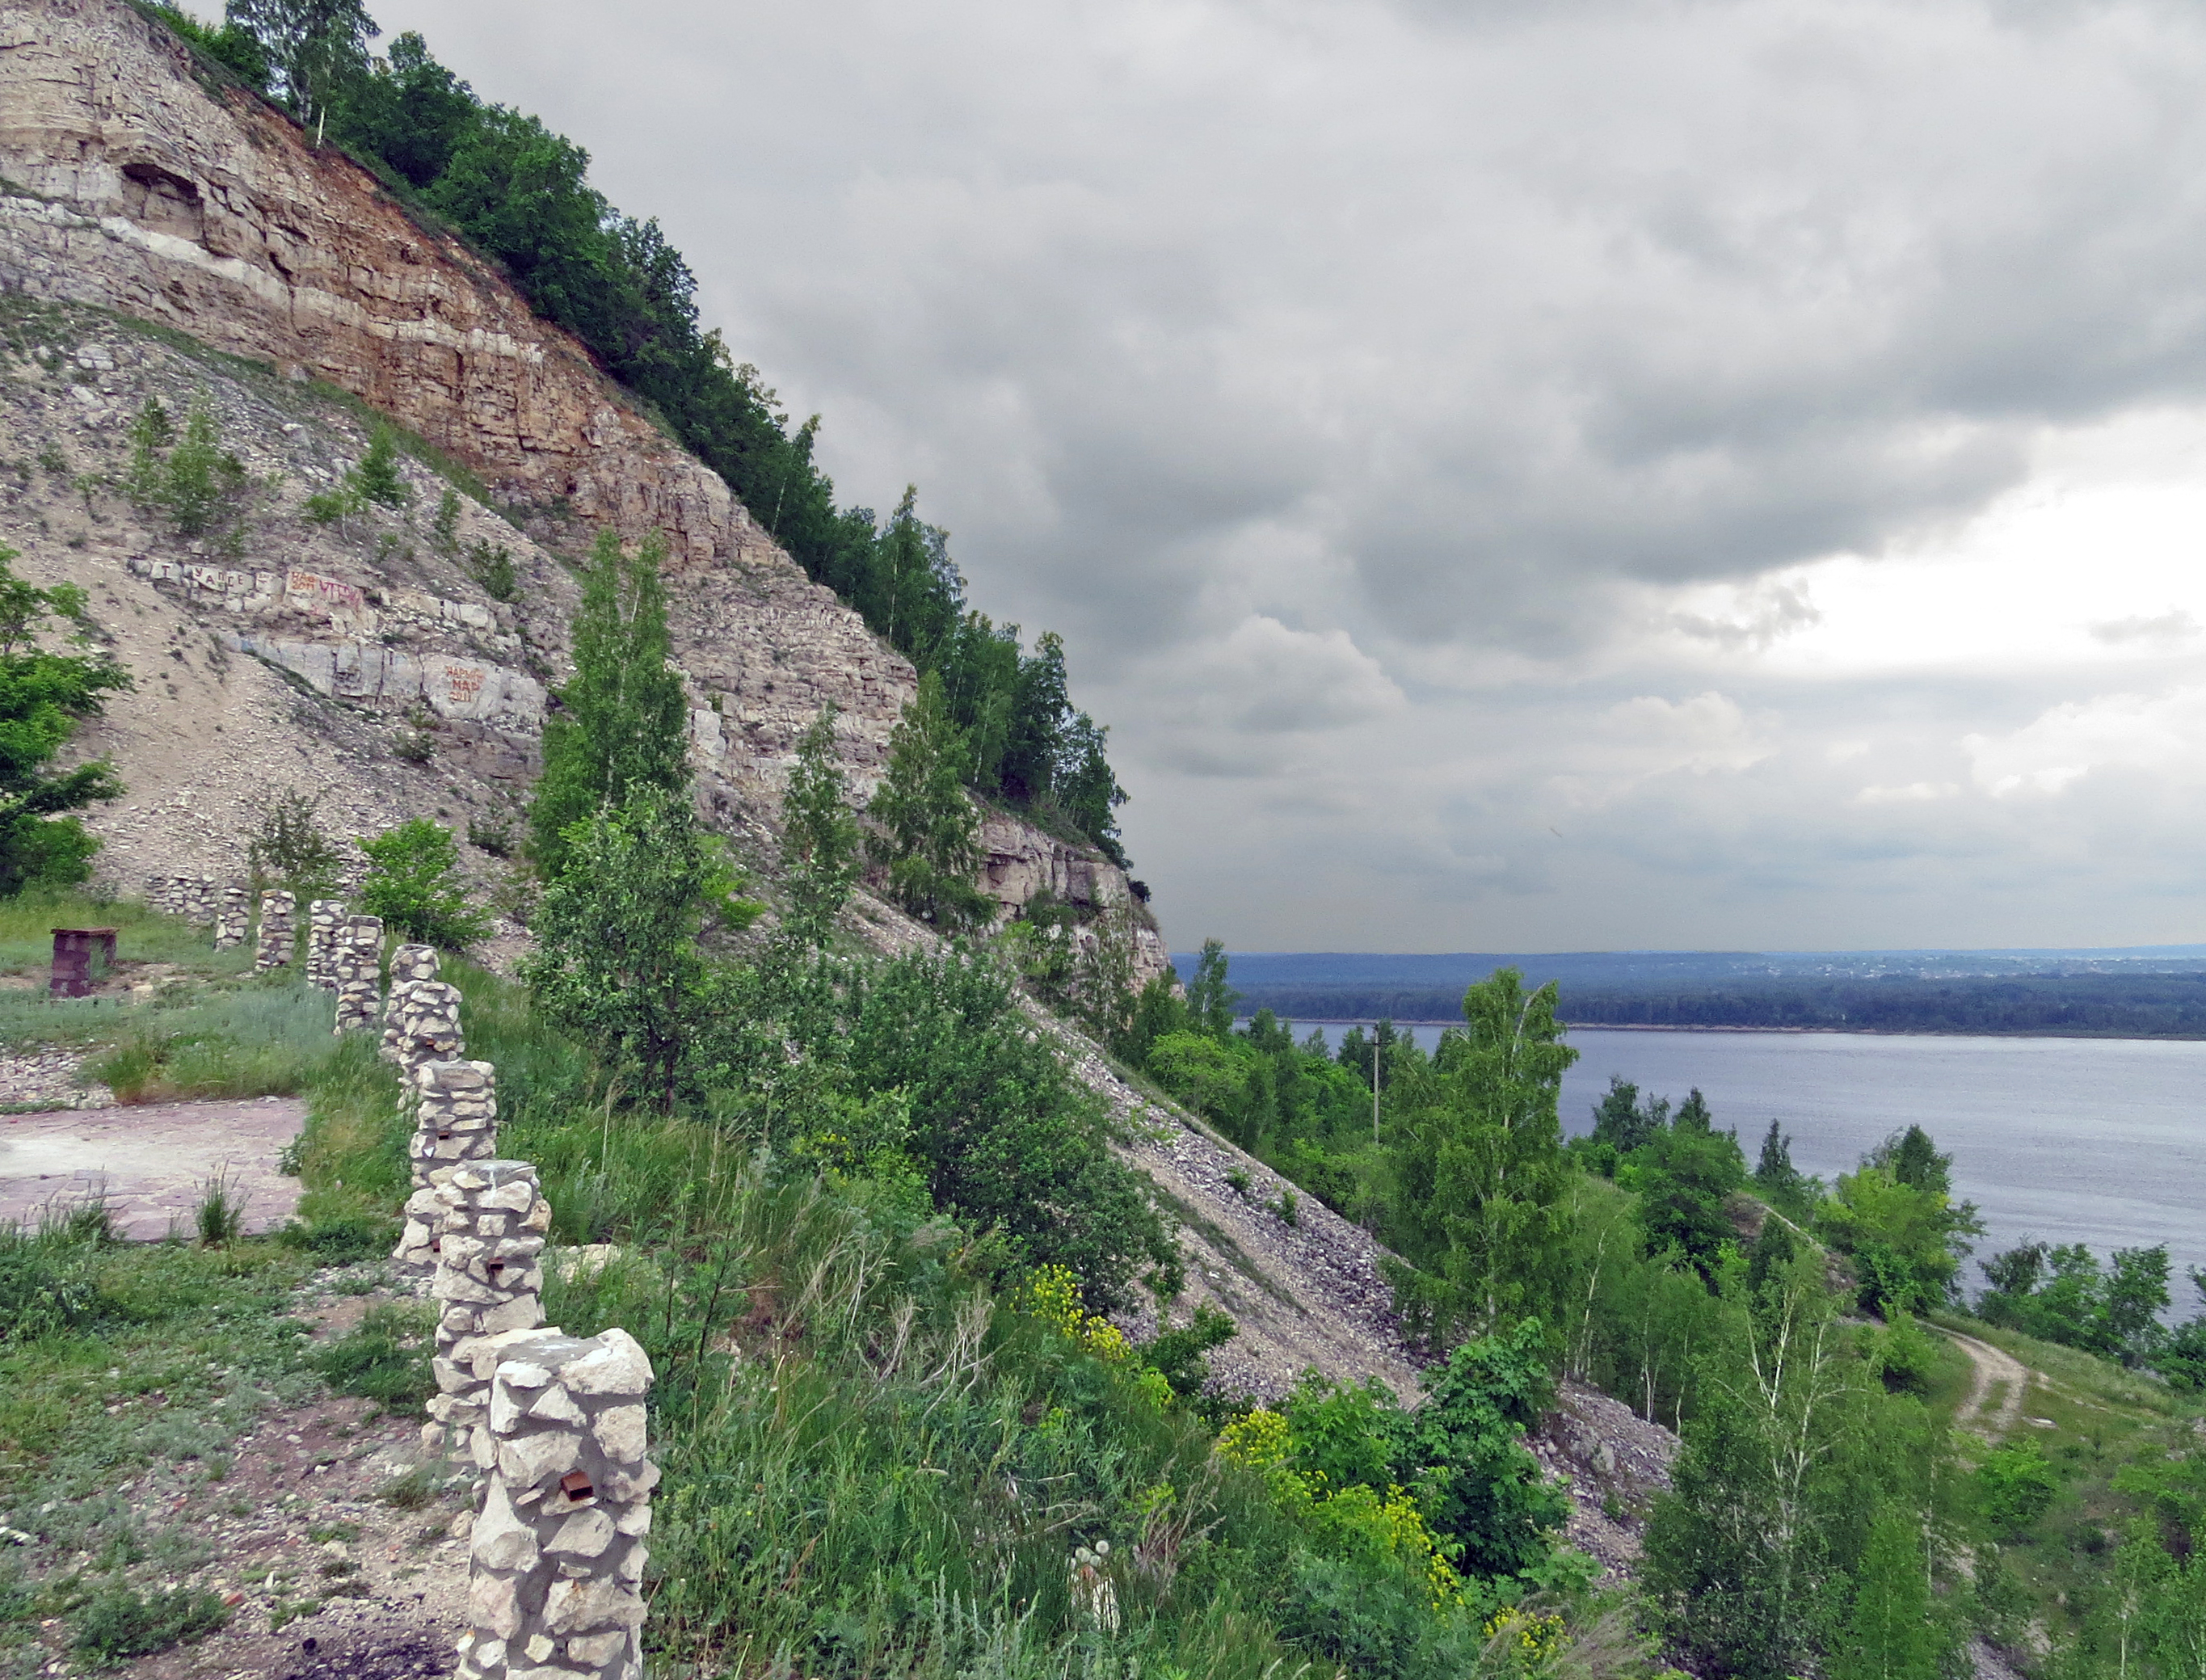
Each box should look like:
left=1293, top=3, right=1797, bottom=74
left=1943, top=1325, right=2030, bottom=1442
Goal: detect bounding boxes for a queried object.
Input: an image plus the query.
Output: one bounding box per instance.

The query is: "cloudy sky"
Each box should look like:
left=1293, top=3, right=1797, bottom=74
left=380, top=0, right=2206, bottom=954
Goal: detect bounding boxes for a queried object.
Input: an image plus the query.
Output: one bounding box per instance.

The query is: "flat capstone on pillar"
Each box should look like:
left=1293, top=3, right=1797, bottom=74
left=457, top=1328, right=655, bottom=1680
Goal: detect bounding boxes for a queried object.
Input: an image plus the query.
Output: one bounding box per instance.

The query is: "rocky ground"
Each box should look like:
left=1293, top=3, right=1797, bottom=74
left=2, top=1262, right=472, bottom=1680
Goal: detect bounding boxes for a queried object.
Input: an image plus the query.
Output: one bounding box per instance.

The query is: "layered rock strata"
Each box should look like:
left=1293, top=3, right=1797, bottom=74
left=0, top=0, right=1166, bottom=977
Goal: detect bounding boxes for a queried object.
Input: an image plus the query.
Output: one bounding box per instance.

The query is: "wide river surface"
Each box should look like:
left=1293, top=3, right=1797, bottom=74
left=1299, top=1024, right=2206, bottom=1296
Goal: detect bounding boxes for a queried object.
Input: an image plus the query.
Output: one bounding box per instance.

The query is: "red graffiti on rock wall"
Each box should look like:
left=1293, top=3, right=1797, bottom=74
left=445, top=666, right=486, bottom=705
left=286, top=570, right=366, bottom=613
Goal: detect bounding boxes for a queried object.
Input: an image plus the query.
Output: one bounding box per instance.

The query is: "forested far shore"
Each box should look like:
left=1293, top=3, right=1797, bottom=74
left=1228, top=971, right=2206, bottom=1038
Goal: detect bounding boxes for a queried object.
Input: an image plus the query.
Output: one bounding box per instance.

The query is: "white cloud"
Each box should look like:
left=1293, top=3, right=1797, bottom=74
left=377, top=0, right=2206, bottom=948
left=1965, top=686, right=2206, bottom=798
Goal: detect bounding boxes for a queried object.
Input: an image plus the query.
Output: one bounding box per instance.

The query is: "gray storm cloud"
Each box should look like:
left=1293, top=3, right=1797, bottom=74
left=377, top=0, right=2206, bottom=950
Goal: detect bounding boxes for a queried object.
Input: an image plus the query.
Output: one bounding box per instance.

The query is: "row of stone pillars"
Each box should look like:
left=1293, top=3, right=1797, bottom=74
left=383, top=951, right=656, bottom=1680
left=156, top=880, right=658, bottom=1676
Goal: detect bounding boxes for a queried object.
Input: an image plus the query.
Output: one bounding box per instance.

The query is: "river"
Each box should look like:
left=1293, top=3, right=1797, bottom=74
left=1290, top=1022, right=2206, bottom=1298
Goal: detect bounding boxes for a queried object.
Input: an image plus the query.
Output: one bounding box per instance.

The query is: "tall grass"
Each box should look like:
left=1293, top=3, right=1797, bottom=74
left=88, top=985, right=346, bottom=1103
left=0, top=889, right=254, bottom=978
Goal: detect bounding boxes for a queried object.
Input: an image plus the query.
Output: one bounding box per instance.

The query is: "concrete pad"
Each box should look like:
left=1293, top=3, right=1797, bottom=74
left=0, top=1095, right=308, bottom=1239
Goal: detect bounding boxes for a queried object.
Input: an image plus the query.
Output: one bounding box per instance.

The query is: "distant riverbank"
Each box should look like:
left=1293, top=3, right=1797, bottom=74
left=1231, top=971, right=2206, bottom=1039
left=1290, top=1023, right=2206, bottom=1295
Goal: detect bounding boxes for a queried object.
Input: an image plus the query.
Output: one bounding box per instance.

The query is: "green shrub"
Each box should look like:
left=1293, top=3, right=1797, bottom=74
left=357, top=818, right=488, bottom=949
left=1977, top=1439, right=2058, bottom=1536
left=71, top=1584, right=229, bottom=1665
left=312, top=1302, right=434, bottom=1409
left=277, top=1212, right=396, bottom=1262
left=0, top=1233, right=95, bottom=1341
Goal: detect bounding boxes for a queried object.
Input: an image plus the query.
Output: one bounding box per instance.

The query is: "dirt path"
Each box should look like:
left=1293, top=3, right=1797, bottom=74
left=0, top=1096, right=307, bottom=1237
left=1942, top=1324, right=2031, bottom=1442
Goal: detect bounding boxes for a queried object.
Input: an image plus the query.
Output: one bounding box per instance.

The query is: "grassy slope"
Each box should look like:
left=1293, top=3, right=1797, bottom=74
left=1925, top=1307, right=2194, bottom=1657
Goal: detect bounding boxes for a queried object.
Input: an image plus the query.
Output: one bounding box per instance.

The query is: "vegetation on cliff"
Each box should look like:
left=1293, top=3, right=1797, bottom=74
left=143, top=0, right=1134, bottom=863
left=0, top=547, right=131, bottom=895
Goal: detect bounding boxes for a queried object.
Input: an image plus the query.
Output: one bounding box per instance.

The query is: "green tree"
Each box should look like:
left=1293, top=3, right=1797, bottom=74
left=1644, top=1248, right=1855, bottom=1678
left=349, top=423, right=411, bottom=509
left=866, top=671, right=991, bottom=928
left=792, top=946, right=1178, bottom=1307
left=1632, top=1092, right=1747, bottom=1282
left=1185, top=937, right=1236, bottom=1039
left=148, top=394, right=250, bottom=545
left=1147, top=1030, right=1247, bottom=1124
left=226, top=0, right=377, bottom=136
left=124, top=398, right=174, bottom=505
left=520, top=785, right=758, bottom=1113
left=778, top=703, right=863, bottom=949
left=356, top=819, right=487, bottom=949
left=1753, top=1119, right=1812, bottom=1215
left=1830, top=1505, right=1943, bottom=1680
left=1386, top=968, right=1577, bottom=1348
left=0, top=549, right=130, bottom=895
left=528, top=528, right=690, bottom=878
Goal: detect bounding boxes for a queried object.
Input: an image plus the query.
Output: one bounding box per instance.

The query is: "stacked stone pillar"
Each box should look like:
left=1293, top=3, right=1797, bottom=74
left=412, top=1160, right=552, bottom=1463
left=456, top=1328, right=655, bottom=1680
left=180, top=875, right=216, bottom=923
left=145, top=874, right=171, bottom=912
left=213, top=885, right=250, bottom=949
left=381, top=943, right=444, bottom=1060
left=332, top=913, right=385, bottom=1034
left=305, top=899, right=344, bottom=992
left=402, top=1058, right=500, bottom=1194
left=252, top=890, right=295, bottom=971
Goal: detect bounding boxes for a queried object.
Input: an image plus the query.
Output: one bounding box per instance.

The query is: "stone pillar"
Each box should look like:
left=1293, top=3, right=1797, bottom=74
left=305, top=899, right=344, bottom=992
left=213, top=884, right=249, bottom=949
left=381, top=944, right=445, bottom=1062
left=253, top=891, right=295, bottom=971
left=332, top=914, right=385, bottom=1034
left=405, top=1059, right=499, bottom=1193
left=145, top=873, right=171, bottom=912
left=183, top=874, right=216, bottom=924
left=457, top=1328, right=655, bottom=1680
left=411, top=1160, right=552, bottom=1463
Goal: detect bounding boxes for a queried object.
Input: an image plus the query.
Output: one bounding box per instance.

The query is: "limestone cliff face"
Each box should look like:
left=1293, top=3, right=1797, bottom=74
left=0, top=0, right=1161, bottom=973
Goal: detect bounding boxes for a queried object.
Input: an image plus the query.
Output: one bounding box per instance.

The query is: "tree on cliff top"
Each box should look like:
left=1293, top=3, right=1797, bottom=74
left=0, top=548, right=131, bottom=897
left=225, top=0, right=376, bottom=137
left=528, top=528, right=689, bottom=878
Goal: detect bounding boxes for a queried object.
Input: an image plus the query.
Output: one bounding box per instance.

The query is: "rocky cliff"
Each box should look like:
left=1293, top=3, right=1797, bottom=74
left=0, top=0, right=1162, bottom=975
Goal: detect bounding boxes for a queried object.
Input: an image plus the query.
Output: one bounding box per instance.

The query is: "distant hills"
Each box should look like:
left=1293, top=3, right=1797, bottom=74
left=1177, top=947, right=2206, bottom=1038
